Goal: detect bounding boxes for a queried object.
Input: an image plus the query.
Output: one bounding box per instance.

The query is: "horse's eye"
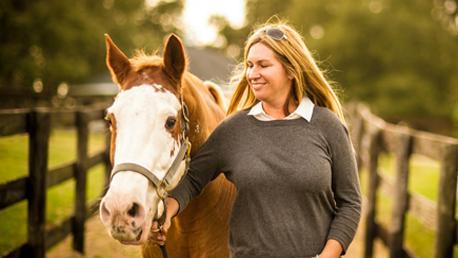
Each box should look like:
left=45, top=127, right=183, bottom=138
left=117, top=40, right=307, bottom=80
left=165, top=116, right=176, bottom=130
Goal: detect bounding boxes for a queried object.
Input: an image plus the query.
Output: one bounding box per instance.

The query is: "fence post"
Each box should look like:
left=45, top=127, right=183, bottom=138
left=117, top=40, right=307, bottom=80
left=27, top=108, right=51, bottom=258
left=389, top=131, right=412, bottom=258
left=435, top=144, right=458, bottom=258
left=364, top=126, right=382, bottom=258
left=353, top=106, right=365, bottom=171
left=73, top=110, right=89, bottom=253
left=104, top=120, right=112, bottom=190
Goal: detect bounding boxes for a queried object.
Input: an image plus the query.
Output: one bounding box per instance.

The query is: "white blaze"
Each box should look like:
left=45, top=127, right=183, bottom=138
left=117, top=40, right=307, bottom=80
left=103, top=84, right=183, bottom=232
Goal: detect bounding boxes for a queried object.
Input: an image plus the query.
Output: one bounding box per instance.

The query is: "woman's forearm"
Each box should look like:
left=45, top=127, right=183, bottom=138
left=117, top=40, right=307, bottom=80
left=165, top=197, right=180, bottom=219
left=319, top=239, right=343, bottom=258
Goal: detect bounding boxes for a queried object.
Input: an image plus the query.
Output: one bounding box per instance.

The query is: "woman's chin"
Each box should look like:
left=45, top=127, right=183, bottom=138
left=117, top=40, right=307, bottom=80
left=252, top=91, right=268, bottom=101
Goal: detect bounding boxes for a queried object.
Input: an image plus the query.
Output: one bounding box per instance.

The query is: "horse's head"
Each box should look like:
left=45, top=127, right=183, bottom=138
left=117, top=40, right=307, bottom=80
left=99, top=34, right=190, bottom=244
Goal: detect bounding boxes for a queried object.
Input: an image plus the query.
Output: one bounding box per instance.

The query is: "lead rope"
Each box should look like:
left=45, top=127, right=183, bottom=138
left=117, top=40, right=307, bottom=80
left=158, top=198, right=168, bottom=258
left=160, top=245, right=168, bottom=258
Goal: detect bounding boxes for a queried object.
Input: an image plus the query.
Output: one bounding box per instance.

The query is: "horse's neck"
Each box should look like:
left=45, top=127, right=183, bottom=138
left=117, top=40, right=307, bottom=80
left=171, top=73, right=235, bottom=228
left=181, top=73, right=225, bottom=156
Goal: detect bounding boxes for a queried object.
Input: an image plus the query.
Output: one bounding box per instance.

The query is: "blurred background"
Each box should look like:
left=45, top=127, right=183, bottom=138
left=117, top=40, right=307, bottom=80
left=0, top=1, right=458, bottom=258
left=0, top=0, right=457, bottom=136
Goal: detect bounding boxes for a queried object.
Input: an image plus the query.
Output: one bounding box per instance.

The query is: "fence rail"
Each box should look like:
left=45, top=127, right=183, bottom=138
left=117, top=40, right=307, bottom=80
left=347, top=103, right=458, bottom=258
left=0, top=106, right=110, bottom=258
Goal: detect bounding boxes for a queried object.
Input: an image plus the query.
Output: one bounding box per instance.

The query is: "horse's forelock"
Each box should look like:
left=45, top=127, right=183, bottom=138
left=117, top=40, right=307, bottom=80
left=120, top=52, right=180, bottom=94
left=130, top=52, right=162, bottom=72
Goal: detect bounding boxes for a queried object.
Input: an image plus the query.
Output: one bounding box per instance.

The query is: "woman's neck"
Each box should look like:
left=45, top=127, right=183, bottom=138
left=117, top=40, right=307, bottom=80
left=262, top=98, right=298, bottom=119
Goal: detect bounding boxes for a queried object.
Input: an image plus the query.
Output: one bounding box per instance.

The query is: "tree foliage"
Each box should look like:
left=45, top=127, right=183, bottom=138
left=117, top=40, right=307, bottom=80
left=215, top=0, right=458, bottom=134
left=0, top=0, right=183, bottom=95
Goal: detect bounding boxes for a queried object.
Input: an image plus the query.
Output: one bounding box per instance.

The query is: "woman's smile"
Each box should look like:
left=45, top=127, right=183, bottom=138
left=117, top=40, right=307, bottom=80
left=250, top=82, right=267, bottom=90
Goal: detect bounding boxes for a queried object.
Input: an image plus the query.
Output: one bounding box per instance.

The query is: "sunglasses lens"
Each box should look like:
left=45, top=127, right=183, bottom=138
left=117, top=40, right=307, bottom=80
left=266, top=28, right=285, bottom=40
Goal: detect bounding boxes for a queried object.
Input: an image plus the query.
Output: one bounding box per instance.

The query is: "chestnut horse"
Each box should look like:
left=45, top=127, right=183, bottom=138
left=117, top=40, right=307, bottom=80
left=99, top=34, right=235, bottom=257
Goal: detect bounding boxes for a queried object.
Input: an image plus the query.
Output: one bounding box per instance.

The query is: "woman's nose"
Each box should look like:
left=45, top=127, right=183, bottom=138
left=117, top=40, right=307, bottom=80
left=247, top=67, right=261, bottom=81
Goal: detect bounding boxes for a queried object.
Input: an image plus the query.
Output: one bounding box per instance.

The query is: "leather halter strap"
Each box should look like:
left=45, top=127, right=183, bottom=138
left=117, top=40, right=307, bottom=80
left=112, top=163, right=160, bottom=186
left=110, top=137, right=191, bottom=199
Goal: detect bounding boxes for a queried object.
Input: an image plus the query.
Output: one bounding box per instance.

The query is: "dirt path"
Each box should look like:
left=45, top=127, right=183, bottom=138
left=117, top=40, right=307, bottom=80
left=48, top=205, right=389, bottom=258
left=47, top=216, right=141, bottom=258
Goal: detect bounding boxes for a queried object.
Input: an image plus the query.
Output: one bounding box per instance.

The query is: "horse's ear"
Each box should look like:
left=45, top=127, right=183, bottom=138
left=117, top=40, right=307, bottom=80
left=163, top=34, right=187, bottom=83
left=105, top=34, right=131, bottom=89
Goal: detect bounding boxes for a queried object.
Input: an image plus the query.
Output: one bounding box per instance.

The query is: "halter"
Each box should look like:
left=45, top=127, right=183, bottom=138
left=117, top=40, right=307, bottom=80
left=109, top=99, right=191, bottom=257
left=110, top=137, right=191, bottom=200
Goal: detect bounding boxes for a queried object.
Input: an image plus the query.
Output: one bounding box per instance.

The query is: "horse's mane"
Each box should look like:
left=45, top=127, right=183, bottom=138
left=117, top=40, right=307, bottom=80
left=130, top=50, right=163, bottom=72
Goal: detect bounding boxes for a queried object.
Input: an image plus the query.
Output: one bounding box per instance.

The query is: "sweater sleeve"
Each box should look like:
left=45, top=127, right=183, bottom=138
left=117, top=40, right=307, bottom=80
left=326, top=118, right=362, bottom=254
left=168, top=123, right=224, bottom=214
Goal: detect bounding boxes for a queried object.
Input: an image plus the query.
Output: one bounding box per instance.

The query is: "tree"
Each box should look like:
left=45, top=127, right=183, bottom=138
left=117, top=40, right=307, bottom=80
left=215, top=0, right=458, bottom=135
left=0, top=0, right=184, bottom=96
left=433, top=0, right=458, bottom=35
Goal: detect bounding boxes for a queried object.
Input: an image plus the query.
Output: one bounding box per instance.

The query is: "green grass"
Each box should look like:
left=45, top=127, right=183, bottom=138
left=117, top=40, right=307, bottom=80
left=0, top=127, right=107, bottom=255
left=360, top=153, right=458, bottom=258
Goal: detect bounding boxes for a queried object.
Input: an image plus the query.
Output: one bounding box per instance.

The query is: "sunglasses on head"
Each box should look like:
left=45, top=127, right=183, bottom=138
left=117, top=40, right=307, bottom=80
left=264, top=28, right=288, bottom=41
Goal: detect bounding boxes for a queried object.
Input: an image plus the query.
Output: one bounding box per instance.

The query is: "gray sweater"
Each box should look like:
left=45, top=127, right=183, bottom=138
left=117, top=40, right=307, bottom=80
left=170, top=107, right=361, bottom=257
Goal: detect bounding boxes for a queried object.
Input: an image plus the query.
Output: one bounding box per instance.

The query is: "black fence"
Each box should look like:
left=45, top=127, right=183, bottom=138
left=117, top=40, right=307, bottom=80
left=0, top=106, right=111, bottom=258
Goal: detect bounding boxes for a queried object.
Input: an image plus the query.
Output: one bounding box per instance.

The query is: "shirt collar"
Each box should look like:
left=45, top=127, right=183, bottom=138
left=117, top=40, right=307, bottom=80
left=247, top=97, right=315, bottom=122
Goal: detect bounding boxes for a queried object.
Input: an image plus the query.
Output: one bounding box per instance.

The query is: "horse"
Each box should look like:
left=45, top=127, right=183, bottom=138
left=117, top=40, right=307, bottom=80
left=99, top=33, right=236, bottom=258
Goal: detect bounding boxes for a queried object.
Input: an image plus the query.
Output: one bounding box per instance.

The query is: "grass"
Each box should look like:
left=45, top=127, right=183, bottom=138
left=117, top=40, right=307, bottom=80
left=359, top=153, right=458, bottom=258
left=0, top=127, right=107, bottom=255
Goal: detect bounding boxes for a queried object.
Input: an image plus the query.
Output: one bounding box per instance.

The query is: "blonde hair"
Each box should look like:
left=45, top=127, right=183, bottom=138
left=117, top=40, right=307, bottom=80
left=227, top=21, right=346, bottom=124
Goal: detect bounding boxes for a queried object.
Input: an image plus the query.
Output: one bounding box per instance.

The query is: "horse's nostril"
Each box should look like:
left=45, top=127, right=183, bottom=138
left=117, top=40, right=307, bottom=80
left=127, top=202, right=139, bottom=217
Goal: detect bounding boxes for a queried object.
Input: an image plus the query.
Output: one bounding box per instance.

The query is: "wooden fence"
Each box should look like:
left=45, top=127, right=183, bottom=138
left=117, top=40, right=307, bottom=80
left=347, top=103, right=458, bottom=258
left=2, top=102, right=457, bottom=258
left=0, top=106, right=111, bottom=258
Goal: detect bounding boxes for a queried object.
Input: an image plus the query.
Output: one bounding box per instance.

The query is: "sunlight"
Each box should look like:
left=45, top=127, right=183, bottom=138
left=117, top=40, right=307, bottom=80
left=183, top=0, right=245, bottom=46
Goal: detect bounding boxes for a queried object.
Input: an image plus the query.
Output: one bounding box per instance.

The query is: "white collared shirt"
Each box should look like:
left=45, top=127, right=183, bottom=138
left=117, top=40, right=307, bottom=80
left=247, top=97, right=315, bottom=122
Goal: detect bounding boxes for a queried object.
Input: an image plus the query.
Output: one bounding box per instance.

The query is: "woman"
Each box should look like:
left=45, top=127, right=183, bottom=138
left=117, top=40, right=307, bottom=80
left=152, top=22, right=361, bottom=258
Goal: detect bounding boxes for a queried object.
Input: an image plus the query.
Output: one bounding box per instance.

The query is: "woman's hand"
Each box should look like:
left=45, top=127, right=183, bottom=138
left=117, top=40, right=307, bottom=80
left=149, top=197, right=180, bottom=246
left=150, top=218, right=171, bottom=246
